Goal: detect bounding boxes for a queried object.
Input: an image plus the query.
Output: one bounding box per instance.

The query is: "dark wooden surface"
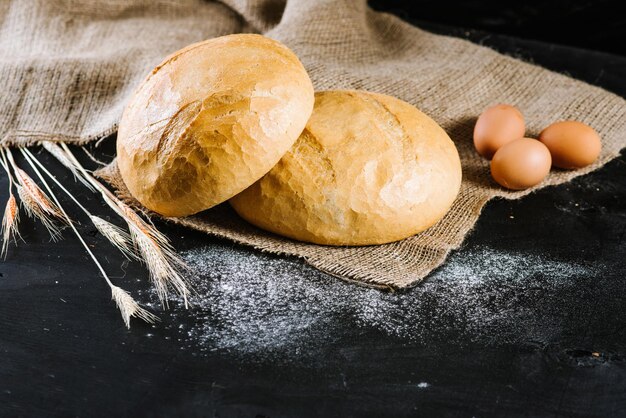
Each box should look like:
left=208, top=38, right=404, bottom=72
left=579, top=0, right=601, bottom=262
left=1, top=13, right=626, bottom=418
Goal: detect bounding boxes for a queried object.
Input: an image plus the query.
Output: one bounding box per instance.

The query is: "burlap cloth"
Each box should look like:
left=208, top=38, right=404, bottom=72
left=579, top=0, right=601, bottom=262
left=1, top=0, right=625, bottom=289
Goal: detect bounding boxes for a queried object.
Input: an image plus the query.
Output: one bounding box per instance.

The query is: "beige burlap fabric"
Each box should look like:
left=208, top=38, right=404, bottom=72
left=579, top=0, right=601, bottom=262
left=2, top=0, right=625, bottom=289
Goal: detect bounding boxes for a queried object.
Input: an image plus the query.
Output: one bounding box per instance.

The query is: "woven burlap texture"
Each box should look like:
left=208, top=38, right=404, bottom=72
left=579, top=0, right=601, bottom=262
left=2, top=0, right=625, bottom=288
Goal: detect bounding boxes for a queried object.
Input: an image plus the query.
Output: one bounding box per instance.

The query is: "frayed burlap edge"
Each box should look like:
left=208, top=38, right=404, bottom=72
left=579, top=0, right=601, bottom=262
left=0, top=126, right=119, bottom=148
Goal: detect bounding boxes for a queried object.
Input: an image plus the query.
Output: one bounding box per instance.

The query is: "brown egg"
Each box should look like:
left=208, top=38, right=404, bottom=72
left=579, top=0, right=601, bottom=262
left=538, top=121, right=601, bottom=169
left=491, top=138, right=552, bottom=190
left=474, top=104, right=525, bottom=159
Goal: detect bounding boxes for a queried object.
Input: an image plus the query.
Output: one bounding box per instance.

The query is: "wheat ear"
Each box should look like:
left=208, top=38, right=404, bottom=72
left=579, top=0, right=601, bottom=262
left=1, top=195, right=19, bottom=258
left=23, top=148, right=135, bottom=259
left=89, top=215, right=135, bottom=259
left=0, top=150, right=21, bottom=257
left=110, top=285, right=159, bottom=328
left=47, top=142, right=190, bottom=308
left=21, top=148, right=157, bottom=328
left=4, top=148, right=66, bottom=241
left=104, top=196, right=190, bottom=308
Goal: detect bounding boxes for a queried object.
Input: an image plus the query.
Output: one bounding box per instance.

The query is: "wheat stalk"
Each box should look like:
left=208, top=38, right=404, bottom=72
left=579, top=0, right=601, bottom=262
left=40, top=141, right=96, bottom=192
left=21, top=147, right=157, bottom=328
left=107, top=201, right=190, bottom=308
left=4, top=148, right=67, bottom=241
left=89, top=215, right=135, bottom=259
left=23, top=148, right=136, bottom=259
left=44, top=141, right=190, bottom=307
left=81, top=145, right=108, bottom=166
left=110, top=197, right=190, bottom=307
left=17, top=184, right=66, bottom=241
left=0, top=150, right=21, bottom=257
left=128, top=222, right=188, bottom=304
left=14, top=169, right=64, bottom=220
left=114, top=202, right=190, bottom=308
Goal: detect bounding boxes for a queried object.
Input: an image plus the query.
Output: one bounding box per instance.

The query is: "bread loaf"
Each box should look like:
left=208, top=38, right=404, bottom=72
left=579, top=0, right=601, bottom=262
left=230, top=90, right=462, bottom=246
left=116, top=34, right=315, bottom=217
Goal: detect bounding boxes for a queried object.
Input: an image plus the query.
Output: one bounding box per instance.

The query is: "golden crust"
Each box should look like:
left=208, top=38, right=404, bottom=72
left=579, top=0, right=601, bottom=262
left=230, top=90, right=463, bottom=246
left=117, top=34, right=314, bottom=217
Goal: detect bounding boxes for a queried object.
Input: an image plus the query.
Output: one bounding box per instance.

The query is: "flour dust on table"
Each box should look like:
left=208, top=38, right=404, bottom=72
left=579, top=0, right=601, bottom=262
left=139, top=243, right=598, bottom=362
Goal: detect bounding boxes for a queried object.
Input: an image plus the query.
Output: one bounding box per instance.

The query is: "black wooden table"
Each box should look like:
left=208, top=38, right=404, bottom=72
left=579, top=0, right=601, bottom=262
left=1, top=21, right=625, bottom=418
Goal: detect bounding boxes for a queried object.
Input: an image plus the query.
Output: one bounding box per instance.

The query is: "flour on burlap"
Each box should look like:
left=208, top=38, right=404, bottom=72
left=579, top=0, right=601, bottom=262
left=139, top=243, right=597, bottom=361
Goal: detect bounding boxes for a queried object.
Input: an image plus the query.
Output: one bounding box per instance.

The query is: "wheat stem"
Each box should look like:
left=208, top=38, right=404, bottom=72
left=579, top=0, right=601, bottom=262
left=22, top=148, right=136, bottom=259
left=89, top=215, right=135, bottom=259
left=46, top=142, right=190, bottom=307
left=40, top=142, right=95, bottom=192
left=22, top=149, right=108, bottom=279
left=0, top=148, right=16, bottom=189
left=5, top=148, right=65, bottom=240
left=20, top=148, right=157, bottom=328
left=22, top=148, right=91, bottom=215
left=81, top=146, right=108, bottom=166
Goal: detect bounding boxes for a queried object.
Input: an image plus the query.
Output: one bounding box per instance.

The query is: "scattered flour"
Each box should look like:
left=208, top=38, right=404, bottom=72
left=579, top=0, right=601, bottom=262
left=140, top=243, right=598, bottom=359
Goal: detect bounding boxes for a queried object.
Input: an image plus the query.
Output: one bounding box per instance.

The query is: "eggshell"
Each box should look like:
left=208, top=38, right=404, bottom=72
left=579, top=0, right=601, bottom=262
left=538, top=121, right=601, bottom=169
left=490, top=138, right=552, bottom=190
left=473, top=104, right=525, bottom=159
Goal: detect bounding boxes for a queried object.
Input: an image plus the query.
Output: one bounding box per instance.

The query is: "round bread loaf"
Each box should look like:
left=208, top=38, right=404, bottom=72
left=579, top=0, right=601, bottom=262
left=117, top=34, right=314, bottom=217
left=230, top=90, right=462, bottom=246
